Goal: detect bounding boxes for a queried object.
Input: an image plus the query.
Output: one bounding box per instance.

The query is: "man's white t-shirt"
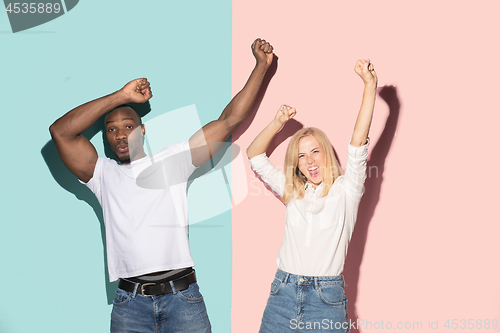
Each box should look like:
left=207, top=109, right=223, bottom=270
left=81, top=141, right=196, bottom=282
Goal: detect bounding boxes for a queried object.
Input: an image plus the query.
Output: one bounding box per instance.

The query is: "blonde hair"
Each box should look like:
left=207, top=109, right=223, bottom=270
left=282, top=127, right=343, bottom=204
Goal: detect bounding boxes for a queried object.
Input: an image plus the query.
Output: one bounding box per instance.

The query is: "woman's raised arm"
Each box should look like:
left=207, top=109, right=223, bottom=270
left=246, top=105, right=296, bottom=159
left=351, top=59, right=378, bottom=147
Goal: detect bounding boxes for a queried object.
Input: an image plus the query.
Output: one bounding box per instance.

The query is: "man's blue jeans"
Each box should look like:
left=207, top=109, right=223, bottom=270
left=259, top=269, right=349, bottom=333
left=110, top=281, right=211, bottom=333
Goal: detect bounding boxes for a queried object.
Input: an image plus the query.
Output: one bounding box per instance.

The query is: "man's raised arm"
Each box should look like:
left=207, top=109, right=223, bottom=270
left=189, top=38, right=274, bottom=167
left=49, top=78, right=152, bottom=182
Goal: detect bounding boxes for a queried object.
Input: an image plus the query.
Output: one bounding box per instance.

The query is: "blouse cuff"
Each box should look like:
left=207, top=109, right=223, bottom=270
left=248, top=152, right=268, bottom=169
left=347, top=137, right=370, bottom=157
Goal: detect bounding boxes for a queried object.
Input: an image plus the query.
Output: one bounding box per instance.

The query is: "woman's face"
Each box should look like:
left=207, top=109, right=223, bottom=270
left=297, top=135, right=326, bottom=188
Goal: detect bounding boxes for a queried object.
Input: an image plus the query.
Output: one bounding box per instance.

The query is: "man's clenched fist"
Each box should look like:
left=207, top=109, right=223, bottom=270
left=120, top=78, right=153, bottom=103
left=252, top=38, right=274, bottom=67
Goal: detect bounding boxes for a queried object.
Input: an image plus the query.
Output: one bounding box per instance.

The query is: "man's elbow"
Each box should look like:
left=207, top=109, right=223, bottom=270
left=49, top=121, right=68, bottom=140
left=49, top=123, right=58, bottom=138
left=225, top=118, right=244, bottom=135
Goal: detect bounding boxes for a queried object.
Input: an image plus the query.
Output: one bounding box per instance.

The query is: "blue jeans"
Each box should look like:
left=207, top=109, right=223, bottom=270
left=259, top=269, right=349, bottom=333
left=110, top=281, right=211, bottom=333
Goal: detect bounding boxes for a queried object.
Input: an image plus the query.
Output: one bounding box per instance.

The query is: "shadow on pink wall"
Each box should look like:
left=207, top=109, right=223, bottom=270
left=344, top=86, right=401, bottom=333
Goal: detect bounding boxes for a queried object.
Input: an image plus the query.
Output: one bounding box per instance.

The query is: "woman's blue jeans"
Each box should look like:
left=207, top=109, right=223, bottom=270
left=259, top=269, right=349, bottom=333
left=110, top=281, right=211, bottom=333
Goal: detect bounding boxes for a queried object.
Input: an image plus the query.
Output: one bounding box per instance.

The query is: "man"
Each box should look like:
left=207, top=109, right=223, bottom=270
left=49, top=38, right=274, bottom=332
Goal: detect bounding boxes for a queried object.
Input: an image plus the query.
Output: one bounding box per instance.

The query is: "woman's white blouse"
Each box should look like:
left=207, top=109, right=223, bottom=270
left=248, top=140, right=369, bottom=277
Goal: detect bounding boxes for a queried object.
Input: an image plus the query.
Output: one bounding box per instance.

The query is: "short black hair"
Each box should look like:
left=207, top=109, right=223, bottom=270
left=105, top=104, right=142, bottom=125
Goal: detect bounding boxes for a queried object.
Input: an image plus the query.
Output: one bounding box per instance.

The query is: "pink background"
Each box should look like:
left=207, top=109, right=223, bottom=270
left=231, top=1, right=500, bottom=332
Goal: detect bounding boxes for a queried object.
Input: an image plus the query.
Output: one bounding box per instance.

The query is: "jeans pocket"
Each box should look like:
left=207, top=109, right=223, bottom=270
left=317, top=283, right=346, bottom=306
left=269, top=278, right=282, bottom=296
left=113, top=288, right=133, bottom=307
left=177, top=282, right=204, bottom=303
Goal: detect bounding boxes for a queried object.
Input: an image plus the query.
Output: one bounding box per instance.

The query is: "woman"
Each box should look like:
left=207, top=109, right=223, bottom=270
left=246, top=59, right=377, bottom=333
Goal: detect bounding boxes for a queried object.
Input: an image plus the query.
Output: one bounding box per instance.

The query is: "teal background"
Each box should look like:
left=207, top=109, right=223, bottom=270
left=0, top=1, right=232, bottom=332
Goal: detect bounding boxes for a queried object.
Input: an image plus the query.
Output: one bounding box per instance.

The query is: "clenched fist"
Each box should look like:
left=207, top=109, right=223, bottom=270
left=120, top=78, right=153, bottom=103
left=355, top=59, right=377, bottom=86
left=275, top=104, right=296, bottom=125
left=252, top=38, right=274, bottom=67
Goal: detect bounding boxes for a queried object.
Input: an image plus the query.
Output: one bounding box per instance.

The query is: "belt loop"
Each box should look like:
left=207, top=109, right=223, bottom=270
left=314, top=277, right=318, bottom=289
left=122, top=278, right=139, bottom=297
left=283, top=273, right=289, bottom=285
left=132, top=282, right=139, bottom=297
left=169, top=280, right=177, bottom=294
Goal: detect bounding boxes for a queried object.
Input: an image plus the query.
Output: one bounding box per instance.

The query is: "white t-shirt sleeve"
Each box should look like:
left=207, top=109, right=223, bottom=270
left=78, top=156, right=105, bottom=201
left=164, top=141, right=197, bottom=181
left=342, top=138, right=370, bottom=200
left=248, top=153, right=286, bottom=197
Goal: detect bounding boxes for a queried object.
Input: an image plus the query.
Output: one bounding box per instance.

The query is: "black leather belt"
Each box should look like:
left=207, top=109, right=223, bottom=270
left=118, top=270, right=196, bottom=297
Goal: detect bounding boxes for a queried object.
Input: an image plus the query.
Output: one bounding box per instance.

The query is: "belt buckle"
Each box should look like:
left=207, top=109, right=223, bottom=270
left=140, top=283, right=156, bottom=297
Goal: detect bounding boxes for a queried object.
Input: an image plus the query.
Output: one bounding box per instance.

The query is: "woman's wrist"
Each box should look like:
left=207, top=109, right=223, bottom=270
left=363, top=81, right=377, bottom=91
left=271, top=118, right=285, bottom=130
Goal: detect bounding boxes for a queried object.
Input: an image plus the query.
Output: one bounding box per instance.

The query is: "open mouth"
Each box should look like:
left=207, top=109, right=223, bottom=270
left=308, top=166, right=320, bottom=178
left=116, top=144, right=129, bottom=153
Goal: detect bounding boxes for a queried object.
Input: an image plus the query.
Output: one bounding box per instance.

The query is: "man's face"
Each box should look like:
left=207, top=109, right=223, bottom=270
left=105, top=107, right=145, bottom=163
